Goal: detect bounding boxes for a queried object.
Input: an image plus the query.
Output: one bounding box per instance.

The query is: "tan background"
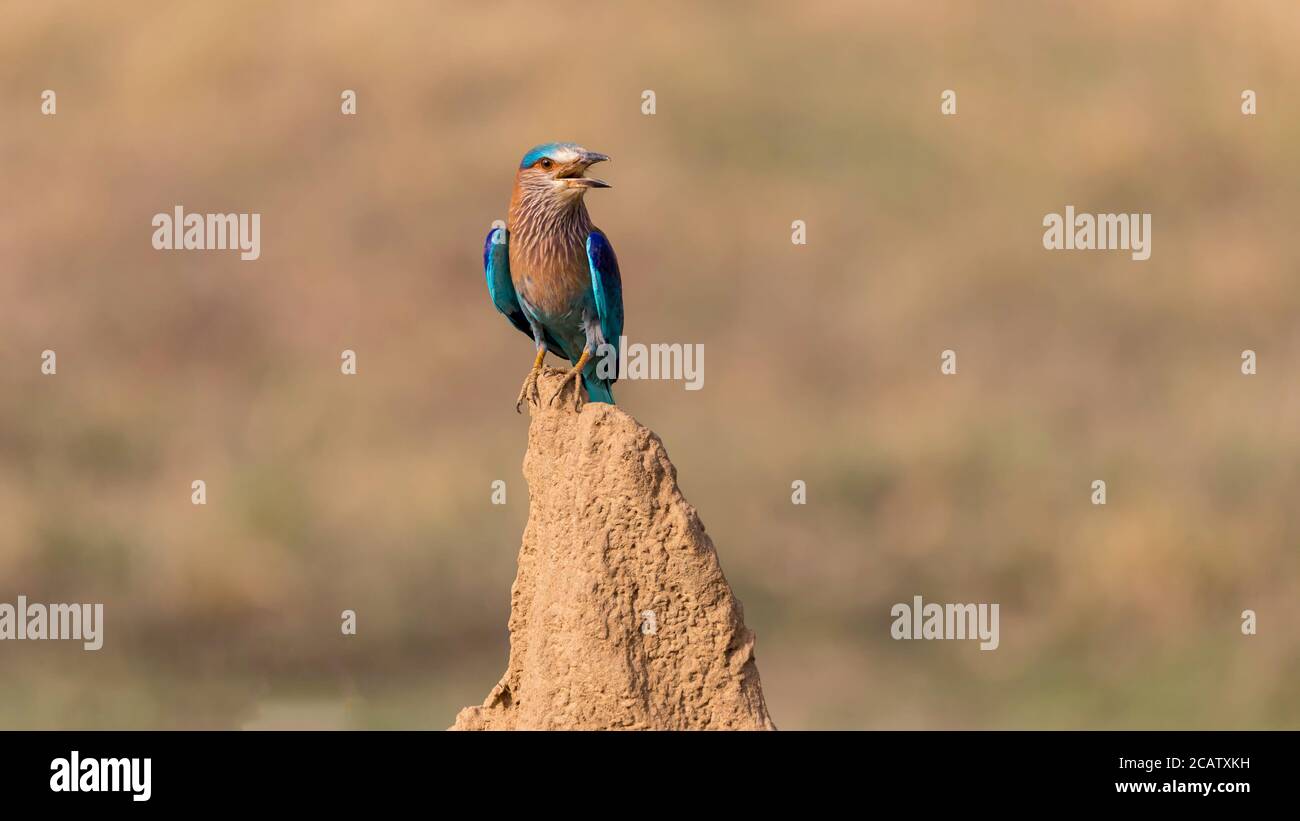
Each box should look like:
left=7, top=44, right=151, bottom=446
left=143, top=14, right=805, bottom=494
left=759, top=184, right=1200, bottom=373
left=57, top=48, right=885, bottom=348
left=0, top=0, right=1296, bottom=728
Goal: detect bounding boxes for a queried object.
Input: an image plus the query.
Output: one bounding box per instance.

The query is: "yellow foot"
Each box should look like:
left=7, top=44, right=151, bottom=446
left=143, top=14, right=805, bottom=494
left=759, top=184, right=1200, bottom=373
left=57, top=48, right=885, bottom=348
left=515, top=349, right=547, bottom=413
left=547, top=350, right=592, bottom=412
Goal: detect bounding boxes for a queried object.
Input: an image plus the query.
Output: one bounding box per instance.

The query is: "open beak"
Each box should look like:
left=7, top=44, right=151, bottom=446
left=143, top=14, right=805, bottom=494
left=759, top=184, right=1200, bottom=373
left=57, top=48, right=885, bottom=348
left=564, top=151, right=611, bottom=189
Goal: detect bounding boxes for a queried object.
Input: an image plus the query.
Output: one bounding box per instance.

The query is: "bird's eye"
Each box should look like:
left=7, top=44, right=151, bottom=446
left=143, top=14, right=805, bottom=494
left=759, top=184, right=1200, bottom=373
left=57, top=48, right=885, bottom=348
left=539, top=158, right=553, bottom=170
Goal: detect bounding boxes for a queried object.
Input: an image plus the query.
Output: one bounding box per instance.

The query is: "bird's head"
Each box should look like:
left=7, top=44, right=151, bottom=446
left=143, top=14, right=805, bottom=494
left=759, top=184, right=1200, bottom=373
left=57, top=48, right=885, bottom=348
left=515, top=143, right=611, bottom=204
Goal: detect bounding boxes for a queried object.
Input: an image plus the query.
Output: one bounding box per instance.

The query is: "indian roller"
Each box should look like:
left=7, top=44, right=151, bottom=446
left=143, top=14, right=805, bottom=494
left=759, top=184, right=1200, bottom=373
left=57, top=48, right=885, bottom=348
left=484, top=142, right=624, bottom=411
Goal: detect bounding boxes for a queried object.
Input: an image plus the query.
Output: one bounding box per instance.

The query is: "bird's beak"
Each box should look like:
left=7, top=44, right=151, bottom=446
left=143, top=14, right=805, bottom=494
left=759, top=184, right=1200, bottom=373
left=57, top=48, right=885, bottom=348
left=567, top=151, right=611, bottom=188
left=568, top=177, right=611, bottom=189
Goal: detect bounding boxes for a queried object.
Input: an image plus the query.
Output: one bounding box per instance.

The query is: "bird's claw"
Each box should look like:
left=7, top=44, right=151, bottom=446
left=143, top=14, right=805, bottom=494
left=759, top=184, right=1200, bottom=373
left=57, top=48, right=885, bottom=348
left=515, top=367, right=542, bottom=413
left=546, top=369, right=584, bottom=411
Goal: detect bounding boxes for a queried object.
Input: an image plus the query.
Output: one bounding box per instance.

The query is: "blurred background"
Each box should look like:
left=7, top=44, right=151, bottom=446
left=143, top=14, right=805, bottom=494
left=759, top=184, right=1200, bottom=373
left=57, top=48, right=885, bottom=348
left=1, top=0, right=1297, bottom=729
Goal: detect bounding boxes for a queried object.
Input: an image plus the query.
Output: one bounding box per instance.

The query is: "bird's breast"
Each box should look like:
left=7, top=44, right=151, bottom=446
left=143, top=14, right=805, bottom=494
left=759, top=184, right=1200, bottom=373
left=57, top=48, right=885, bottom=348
left=509, top=236, right=591, bottom=322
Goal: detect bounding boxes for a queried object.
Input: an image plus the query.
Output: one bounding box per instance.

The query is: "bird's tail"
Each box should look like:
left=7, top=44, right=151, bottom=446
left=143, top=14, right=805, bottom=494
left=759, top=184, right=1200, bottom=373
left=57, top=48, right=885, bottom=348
left=581, top=371, right=615, bottom=404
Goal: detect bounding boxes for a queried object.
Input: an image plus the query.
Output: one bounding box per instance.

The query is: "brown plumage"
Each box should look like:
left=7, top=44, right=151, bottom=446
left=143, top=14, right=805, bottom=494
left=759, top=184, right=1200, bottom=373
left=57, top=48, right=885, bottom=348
left=507, top=175, right=594, bottom=320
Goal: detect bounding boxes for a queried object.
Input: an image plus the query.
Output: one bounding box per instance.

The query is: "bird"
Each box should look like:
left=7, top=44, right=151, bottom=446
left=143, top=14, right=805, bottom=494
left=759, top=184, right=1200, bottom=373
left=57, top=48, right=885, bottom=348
left=484, top=142, right=623, bottom=411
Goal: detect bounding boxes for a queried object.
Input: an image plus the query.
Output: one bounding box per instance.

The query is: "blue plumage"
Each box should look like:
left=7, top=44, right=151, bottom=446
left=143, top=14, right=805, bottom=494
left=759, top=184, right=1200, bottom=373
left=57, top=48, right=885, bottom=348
left=518, top=142, right=581, bottom=169
left=586, top=230, right=623, bottom=346
left=583, top=229, right=623, bottom=402
left=483, top=227, right=527, bottom=336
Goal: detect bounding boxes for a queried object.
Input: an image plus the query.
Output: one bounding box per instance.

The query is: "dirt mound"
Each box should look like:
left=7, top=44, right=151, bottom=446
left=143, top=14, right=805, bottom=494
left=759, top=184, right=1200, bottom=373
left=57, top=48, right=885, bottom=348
left=453, top=368, right=775, bottom=730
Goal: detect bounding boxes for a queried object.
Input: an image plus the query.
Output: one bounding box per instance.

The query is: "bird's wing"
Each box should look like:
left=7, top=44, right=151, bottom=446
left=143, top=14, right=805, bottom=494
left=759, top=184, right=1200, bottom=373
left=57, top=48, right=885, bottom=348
left=586, top=230, right=624, bottom=363
left=484, top=226, right=532, bottom=338
left=484, top=226, right=567, bottom=358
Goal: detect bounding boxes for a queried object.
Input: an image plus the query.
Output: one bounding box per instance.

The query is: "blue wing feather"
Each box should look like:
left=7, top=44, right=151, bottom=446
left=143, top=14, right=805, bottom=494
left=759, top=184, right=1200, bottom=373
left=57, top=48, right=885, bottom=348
left=586, top=230, right=623, bottom=355
left=584, top=229, right=623, bottom=400
left=484, top=227, right=530, bottom=336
